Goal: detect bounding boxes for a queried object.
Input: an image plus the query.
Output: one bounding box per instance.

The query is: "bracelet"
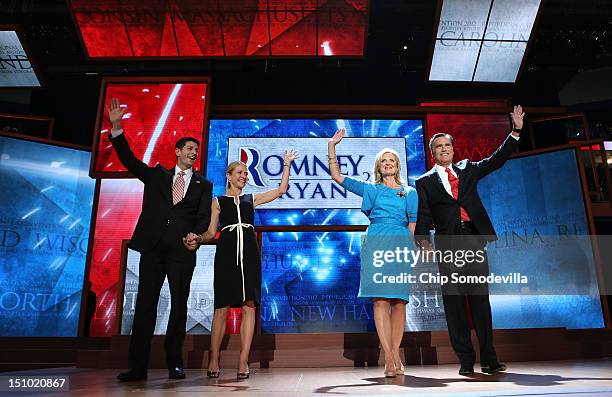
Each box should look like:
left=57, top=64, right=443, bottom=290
left=512, top=128, right=522, bottom=132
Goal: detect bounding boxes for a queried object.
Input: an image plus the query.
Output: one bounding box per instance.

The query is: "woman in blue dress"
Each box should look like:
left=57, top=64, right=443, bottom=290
left=328, top=128, right=418, bottom=378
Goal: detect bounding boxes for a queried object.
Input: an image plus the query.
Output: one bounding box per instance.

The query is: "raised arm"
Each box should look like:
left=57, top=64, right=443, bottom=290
left=253, top=149, right=299, bottom=207
left=473, top=105, right=525, bottom=178
left=106, top=98, right=153, bottom=183
left=328, top=128, right=346, bottom=184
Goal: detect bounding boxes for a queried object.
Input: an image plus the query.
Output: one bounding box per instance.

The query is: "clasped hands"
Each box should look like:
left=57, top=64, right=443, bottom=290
left=182, top=232, right=202, bottom=251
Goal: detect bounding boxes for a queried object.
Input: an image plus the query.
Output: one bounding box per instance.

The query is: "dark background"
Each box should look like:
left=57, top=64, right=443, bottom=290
left=0, top=0, right=611, bottom=147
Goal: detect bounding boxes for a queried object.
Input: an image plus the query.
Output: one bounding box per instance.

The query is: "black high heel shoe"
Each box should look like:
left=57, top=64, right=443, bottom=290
left=207, top=370, right=220, bottom=378
left=236, top=365, right=250, bottom=380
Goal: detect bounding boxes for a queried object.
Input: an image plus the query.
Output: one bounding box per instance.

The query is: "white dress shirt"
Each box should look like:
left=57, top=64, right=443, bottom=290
left=110, top=127, right=193, bottom=199
left=435, top=163, right=456, bottom=197
left=173, top=165, right=193, bottom=199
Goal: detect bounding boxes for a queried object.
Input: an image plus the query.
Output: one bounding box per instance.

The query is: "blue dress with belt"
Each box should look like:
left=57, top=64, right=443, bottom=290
left=340, top=177, right=418, bottom=301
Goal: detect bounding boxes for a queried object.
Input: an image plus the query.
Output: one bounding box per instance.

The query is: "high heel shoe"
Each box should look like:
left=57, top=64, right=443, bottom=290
left=207, top=370, right=220, bottom=378
left=384, top=363, right=396, bottom=378
left=237, top=365, right=250, bottom=380
left=395, top=361, right=405, bottom=375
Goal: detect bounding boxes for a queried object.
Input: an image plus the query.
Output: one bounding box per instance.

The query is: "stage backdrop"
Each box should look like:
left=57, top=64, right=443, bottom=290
left=91, top=81, right=208, bottom=176
left=425, top=113, right=512, bottom=165
left=88, top=179, right=143, bottom=336
left=92, top=117, right=605, bottom=335
left=480, top=148, right=604, bottom=329
left=0, top=137, right=95, bottom=336
left=259, top=148, right=604, bottom=333
left=121, top=246, right=216, bottom=335
left=208, top=118, right=426, bottom=226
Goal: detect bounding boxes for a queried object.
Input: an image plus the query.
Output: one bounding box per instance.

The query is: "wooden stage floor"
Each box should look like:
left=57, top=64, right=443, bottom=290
left=3, top=359, right=612, bottom=397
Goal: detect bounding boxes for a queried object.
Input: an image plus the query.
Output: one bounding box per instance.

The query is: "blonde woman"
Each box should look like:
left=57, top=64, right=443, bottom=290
left=186, top=150, right=298, bottom=380
left=328, top=128, right=417, bottom=377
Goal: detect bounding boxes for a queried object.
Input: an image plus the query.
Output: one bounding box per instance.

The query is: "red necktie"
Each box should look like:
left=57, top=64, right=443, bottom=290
left=172, top=170, right=186, bottom=205
left=445, top=167, right=471, bottom=221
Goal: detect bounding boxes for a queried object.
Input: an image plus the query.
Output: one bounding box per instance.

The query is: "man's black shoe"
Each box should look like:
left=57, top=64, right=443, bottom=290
left=117, top=369, right=147, bottom=382
left=169, top=366, right=186, bottom=379
left=481, top=362, right=507, bottom=374
left=458, top=365, right=474, bottom=376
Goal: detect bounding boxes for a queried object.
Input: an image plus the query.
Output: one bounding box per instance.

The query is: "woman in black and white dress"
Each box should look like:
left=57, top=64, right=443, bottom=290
left=196, top=150, right=298, bottom=380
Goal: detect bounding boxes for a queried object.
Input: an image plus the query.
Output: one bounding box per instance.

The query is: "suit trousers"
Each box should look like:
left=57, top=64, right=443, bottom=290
left=127, top=226, right=196, bottom=371
left=438, top=222, right=498, bottom=367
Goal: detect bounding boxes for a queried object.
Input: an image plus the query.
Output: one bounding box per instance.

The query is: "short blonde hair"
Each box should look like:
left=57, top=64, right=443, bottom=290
left=225, top=161, right=247, bottom=192
left=373, top=149, right=404, bottom=185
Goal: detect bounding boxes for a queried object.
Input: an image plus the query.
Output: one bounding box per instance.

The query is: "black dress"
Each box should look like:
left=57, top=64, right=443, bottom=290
left=213, top=194, right=261, bottom=309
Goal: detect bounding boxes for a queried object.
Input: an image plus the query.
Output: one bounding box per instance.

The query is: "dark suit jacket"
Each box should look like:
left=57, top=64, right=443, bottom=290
left=110, top=133, right=213, bottom=253
left=415, top=134, right=519, bottom=243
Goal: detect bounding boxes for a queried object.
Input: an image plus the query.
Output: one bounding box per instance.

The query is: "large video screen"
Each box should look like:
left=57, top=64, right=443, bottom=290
left=69, top=0, right=368, bottom=57
left=426, top=113, right=512, bottom=165
left=429, top=0, right=540, bottom=82
left=207, top=119, right=426, bottom=226
left=0, top=30, right=41, bottom=87
left=91, top=81, right=209, bottom=177
left=0, top=137, right=95, bottom=336
left=259, top=148, right=604, bottom=333
left=88, top=178, right=143, bottom=336
left=480, top=148, right=604, bottom=329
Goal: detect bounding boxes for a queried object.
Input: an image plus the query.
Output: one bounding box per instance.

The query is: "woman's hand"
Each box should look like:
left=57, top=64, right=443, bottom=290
left=283, top=149, right=300, bottom=164
left=182, top=232, right=200, bottom=251
left=328, top=128, right=346, bottom=146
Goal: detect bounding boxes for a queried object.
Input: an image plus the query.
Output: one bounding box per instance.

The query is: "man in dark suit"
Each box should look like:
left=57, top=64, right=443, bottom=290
left=415, top=105, right=525, bottom=376
left=107, top=98, right=213, bottom=381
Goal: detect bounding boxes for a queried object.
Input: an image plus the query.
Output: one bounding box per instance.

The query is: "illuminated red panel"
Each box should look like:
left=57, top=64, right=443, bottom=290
left=426, top=114, right=511, bottom=165
left=226, top=1, right=268, bottom=56
left=93, top=82, right=207, bottom=175
left=171, top=0, right=224, bottom=56
left=121, top=0, right=178, bottom=56
left=70, top=0, right=133, bottom=57
left=89, top=179, right=143, bottom=336
left=267, top=0, right=317, bottom=55
left=317, top=0, right=368, bottom=56
left=69, top=0, right=368, bottom=57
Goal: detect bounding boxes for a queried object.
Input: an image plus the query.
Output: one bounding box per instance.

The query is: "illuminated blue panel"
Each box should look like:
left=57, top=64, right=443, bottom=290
left=261, top=231, right=374, bottom=333
left=480, top=149, right=604, bottom=329
left=0, top=137, right=95, bottom=336
left=207, top=119, right=426, bottom=226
